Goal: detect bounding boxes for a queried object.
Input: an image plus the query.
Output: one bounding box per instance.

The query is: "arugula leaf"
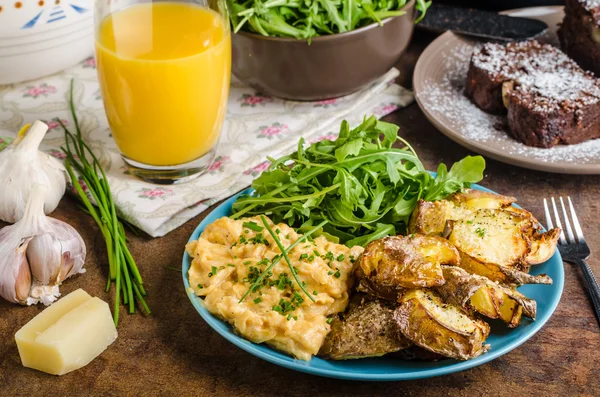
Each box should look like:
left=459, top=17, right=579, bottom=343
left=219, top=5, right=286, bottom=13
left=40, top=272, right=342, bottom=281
left=227, top=0, right=432, bottom=41
left=334, top=138, right=363, bottom=162
left=424, top=156, right=486, bottom=201
left=232, top=115, right=486, bottom=247
left=346, top=223, right=396, bottom=247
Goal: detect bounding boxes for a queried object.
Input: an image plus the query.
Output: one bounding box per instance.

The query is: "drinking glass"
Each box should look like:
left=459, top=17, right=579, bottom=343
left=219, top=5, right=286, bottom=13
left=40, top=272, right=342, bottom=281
left=94, top=0, right=231, bottom=184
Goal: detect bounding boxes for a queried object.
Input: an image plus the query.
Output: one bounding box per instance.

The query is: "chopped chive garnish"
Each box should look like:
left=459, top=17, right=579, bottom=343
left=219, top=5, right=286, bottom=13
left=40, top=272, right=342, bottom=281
left=333, top=270, right=341, bottom=278
left=273, top=299, right=295, bottom=315
left=259, top=215, right=318, bottom=303
left=248, top=233, right=270, bottom=246
left=299, top=253, right=308, bottom=260
left=227, top=264, right=236, bottom=267
left=197, top=284, right=204, bottom=289
left=238, top=219, right=328, bottom=303
left=313, top=290, right=318, bottom=295
left=243, top=261, right=252, bottom=265
left=307, top=255, right=315, bottom=262
left=253, top=297, right=262, bottom=304
left=257, top=258, right=270, bottom=266
left=313, top=250, right=321, bottom=257
left=336, top=254, right=345, bottom=261
left=326, top=317, right=334, bottom=324
left=243, top=221, right=264, bottom=232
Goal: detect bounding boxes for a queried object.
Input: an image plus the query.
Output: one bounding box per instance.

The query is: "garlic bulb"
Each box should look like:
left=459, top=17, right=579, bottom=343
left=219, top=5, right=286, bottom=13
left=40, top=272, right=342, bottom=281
left=0, top=185, right=86, bottom=306
left=0, top=120, right=66, bottom=223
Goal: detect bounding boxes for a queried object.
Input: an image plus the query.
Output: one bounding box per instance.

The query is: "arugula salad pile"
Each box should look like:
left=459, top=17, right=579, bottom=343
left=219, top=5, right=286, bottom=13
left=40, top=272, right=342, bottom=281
left=231, top=116, right=485, bottom=247
left=227, top=0, right=432, bottom=41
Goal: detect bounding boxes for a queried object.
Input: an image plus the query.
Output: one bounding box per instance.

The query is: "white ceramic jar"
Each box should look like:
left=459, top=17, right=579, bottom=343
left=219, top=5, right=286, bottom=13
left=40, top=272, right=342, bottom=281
left=0, top=0, right=93, bottom=84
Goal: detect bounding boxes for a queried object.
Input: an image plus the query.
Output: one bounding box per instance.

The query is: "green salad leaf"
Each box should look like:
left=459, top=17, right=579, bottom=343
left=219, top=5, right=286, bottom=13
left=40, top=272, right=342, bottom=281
left=227, top=0, right=432, bottom=41
left=231, top=115, right=485, bottom=247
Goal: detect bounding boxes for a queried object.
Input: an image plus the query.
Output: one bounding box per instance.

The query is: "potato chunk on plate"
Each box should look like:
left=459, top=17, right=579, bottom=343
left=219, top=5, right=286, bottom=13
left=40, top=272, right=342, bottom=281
left=394, top=289, right=490, bottom=361
left=437, top=266, right=536, bottom=328
left=319, top=294, right=412, bottom=360
left=355, top=234, right=460, bottom=298
left=408, top=189, right=559, bottom=285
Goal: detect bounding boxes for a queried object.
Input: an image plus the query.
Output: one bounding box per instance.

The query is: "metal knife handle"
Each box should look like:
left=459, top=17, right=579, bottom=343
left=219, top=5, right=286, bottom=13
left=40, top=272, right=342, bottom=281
left=575, top=258, right=600, bottom=326
left=417, top=3, right=548, bottom=42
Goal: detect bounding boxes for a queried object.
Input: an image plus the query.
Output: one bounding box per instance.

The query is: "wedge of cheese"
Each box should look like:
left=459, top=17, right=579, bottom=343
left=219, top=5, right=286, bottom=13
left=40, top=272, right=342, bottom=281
left=15, top=288, right=118, bottom=375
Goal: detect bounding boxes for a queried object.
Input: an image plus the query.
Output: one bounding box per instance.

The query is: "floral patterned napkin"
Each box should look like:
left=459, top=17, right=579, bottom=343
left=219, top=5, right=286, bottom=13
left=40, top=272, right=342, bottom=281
left=0, top=57, right=414, bottom=237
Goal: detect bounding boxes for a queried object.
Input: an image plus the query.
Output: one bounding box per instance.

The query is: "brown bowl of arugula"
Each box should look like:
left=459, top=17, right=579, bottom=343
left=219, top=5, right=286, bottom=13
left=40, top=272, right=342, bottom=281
left=229, top=0, right=428, bottom=101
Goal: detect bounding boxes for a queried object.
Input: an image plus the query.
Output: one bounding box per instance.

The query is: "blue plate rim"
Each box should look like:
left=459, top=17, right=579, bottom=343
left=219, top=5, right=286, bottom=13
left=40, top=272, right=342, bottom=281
left=182, top=183, right=564, bottom=381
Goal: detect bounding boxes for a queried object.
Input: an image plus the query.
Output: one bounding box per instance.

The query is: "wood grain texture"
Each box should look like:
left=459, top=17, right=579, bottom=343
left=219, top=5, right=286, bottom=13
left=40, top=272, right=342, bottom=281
left=1, top=34, right=599, bottom=397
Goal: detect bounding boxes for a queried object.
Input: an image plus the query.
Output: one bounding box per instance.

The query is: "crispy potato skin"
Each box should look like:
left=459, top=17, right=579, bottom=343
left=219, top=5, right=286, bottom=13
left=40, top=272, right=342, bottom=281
left=526, top=227, right=561, bottom=265
left=319, top=294, right=412, bottom=360
left=437, top=266, right=537, bottom=327
left=355, top=235, right=460, bottom=293
left=394, top=290, right=490, bottom=360
left=458, top=251, right=552, bottom=285
left=408, top=200, right=452, bottom=236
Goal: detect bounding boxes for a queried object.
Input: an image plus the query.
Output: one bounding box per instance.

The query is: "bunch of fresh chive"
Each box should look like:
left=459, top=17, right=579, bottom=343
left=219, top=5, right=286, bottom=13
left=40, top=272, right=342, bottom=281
left=59, top=80, right=150, bottom=326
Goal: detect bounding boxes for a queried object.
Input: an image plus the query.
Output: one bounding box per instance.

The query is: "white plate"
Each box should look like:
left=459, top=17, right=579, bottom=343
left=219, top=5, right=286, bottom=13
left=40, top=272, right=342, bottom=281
left=414, top=6, right=600, bottom=175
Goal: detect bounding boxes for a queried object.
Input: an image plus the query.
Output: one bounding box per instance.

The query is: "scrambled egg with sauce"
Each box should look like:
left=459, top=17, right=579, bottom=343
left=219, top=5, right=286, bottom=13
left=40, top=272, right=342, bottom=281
left=186, top=216, right=364, bottom=360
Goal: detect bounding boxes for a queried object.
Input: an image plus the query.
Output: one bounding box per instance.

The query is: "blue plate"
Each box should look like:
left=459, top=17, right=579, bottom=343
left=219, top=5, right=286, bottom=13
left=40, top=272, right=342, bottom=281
left=182, top=183, right=564, bottom=381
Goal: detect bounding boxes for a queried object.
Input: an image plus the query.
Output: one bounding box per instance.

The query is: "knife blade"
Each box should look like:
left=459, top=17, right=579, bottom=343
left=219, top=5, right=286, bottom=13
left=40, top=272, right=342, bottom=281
left=417, top=3, right=548, bottom=41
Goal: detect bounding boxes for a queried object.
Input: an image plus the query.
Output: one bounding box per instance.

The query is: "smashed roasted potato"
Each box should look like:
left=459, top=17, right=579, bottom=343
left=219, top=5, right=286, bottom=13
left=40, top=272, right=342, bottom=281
left=448, top=209, right=552, bottom=285
left=394, top=289, right=490, bottom=361
left=355, top=235, right=460, bottom=297
left=408, top=189, right=559, bottom=285
left=437, top=266, right=536, bottom=328
left=319, top=294, right=412, bottom=360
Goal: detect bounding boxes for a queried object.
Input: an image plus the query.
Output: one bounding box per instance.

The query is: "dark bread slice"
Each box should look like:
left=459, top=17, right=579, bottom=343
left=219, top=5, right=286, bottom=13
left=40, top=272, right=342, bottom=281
left=559, top=0, right=600, bottom=76
left=506, top=69, right=600, bottom=147
left=466, top=40, right=600, bottom=148
left=466, top=41, right=570, bottom=115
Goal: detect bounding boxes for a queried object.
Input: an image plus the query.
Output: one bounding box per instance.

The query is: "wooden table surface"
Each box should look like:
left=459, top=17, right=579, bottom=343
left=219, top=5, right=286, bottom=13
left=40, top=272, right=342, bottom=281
left=2, top=33, right=600, bottom=397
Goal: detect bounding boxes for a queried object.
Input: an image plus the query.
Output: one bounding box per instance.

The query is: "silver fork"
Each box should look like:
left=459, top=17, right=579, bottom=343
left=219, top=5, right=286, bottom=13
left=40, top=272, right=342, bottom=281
left=544, top=197, right=600, bottom=325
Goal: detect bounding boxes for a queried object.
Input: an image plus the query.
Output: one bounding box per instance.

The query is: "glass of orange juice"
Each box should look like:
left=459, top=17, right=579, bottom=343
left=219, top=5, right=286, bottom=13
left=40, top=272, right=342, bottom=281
left=94, top=0, right=231, bottom=183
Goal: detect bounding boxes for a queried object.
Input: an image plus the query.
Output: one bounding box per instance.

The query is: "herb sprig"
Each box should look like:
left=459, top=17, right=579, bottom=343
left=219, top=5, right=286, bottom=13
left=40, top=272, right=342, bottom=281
left=239, top=219, right=327, bottom=303
left=232, top=116, right=485, bottom=247
left=228, top=0, right=432, bottom=42
left=260, top=215, right=315, bottom=301
left=59, top=80, right=149, bottom=326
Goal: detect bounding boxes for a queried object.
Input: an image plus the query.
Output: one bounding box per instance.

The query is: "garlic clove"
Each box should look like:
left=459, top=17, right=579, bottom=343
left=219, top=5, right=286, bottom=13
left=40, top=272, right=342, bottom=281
left=47, top=218, right=86, bottom=281
left=0, top=184, right=86, bottom=306
left=27, top=232, right=62, bottom=285
left=59, top=253, right=75, bottom=283
left=15, top=244, right=33, bottom=303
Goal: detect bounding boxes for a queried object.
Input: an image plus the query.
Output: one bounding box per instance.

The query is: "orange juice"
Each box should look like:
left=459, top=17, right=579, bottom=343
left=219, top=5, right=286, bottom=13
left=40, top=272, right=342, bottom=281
left=96, top=2, right=231, bottom=166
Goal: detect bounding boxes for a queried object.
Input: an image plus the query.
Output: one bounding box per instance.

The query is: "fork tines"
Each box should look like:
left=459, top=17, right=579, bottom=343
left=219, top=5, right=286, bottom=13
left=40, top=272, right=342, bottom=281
left=543, top=197, right=584, bottom=245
